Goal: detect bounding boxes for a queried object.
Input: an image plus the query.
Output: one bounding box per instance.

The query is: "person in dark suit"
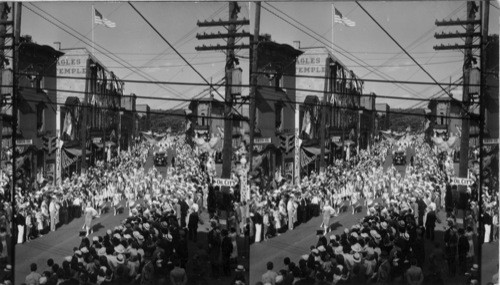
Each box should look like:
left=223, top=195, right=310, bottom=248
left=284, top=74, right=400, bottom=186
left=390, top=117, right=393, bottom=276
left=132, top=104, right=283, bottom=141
left=425, top=204, right=437, bottom=241
left=207, top=221, right=221, bottom=279
left=220, top=229, right=233, bottom=277
left=188, top=209, right=199, bottom=242
left=457, top=228, right=469, bottom=273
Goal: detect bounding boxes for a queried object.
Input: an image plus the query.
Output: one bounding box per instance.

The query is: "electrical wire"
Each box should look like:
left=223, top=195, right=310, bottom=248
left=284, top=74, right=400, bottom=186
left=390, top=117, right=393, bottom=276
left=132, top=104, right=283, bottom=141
left=356, top=2, right=464, bottom=110
left=25, top=3, right=187, bottom=100
left=6, top=80, right=472, bottom=107
left=128, top=2, right=245, bottom=118
left=15, top=87, right=474, bottom=122
left=261, top=3, right=431, bottom=101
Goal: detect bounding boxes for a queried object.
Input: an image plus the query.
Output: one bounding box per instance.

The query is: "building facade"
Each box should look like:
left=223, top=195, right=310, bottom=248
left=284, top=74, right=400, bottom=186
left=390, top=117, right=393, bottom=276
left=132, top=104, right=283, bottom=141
left=121, top=94, right=137, bottom=151
left=136, top=104, right=151, bottom=133
left=15, top=38, right=64, bottom=182
left=375, top=103, right=391, bottom=132
left=254, top=38, right=302, bottom=179
left=294, top=46, right=363, bottom=180
left=56, top=48, right=124, bottom=182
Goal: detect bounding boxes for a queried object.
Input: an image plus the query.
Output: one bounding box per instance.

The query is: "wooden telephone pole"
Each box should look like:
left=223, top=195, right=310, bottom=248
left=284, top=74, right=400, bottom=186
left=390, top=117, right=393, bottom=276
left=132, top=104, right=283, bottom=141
left=434, top=1, right=483, bottom=281
left=0, top=2, right=12, bottom=176
left=434, top=1, right=480, bottom=203
left=248, top=2, right=260, bottom=175
left=196, top=2, right=249, bottom=194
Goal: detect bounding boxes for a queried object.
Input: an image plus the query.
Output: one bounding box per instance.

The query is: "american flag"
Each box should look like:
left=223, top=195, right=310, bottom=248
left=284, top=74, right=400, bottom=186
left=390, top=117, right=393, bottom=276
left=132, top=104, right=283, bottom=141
left=94, top=9, right=116, bottom=28
left=333, top=6, right=355, bottom=27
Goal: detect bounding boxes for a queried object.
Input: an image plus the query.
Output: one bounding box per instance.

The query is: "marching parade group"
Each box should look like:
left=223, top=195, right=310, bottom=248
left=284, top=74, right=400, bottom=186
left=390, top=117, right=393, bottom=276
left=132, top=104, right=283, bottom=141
left=14, top=135, right=248, bottom=285
left=0, top=128, right=492, bottom=285
left=253, top=135, right=499, bottom=285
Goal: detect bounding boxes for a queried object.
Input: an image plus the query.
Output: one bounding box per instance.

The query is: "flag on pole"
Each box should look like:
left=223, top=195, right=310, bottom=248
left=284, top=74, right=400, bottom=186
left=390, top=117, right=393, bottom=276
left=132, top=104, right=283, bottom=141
left=94, top=9, right=116, bottom=28
left=333, top=6, right=355, bottom=27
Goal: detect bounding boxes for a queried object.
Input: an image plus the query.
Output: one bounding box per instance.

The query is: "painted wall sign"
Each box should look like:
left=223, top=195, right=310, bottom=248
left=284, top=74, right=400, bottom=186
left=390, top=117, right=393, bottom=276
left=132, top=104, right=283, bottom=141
left=295, top=48, right=329, bottom=103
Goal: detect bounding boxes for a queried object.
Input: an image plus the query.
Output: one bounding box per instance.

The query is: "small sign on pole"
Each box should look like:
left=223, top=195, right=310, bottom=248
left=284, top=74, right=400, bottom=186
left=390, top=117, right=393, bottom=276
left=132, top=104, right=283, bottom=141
left=213, top=178, right=239, bottom=187
left=254, top=137, right=271, bottom=144
left=483, top=138, right=498, bottom=145
left=16, top=139, right=33, bottom=146
left=450, top=177, right=473, bottom=186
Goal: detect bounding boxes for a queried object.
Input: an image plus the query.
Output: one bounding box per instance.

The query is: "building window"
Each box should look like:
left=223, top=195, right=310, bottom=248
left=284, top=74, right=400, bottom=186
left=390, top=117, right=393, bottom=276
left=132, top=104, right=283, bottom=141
left=440, top=112, right=445, bottom=125
left=37, top=103, right=45, bottom=132
left=275, top=103, right=284, bottom=132
left=201, top=112, right=206, bottom=126
left=36, top=75, right=44, bottom=91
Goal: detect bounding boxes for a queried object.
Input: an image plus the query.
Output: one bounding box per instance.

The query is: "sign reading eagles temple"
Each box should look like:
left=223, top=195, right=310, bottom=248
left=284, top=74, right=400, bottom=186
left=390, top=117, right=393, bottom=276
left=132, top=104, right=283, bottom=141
left=57, top=49, right=89, bottom=103
left=295, top=48, right=330, bottom=104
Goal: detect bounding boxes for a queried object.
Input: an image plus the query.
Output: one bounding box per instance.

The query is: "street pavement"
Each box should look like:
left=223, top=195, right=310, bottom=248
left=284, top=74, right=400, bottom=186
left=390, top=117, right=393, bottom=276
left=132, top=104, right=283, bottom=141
left=15, top=150, right=248, bottom=285
left=248, top=147, right=491, bottom=285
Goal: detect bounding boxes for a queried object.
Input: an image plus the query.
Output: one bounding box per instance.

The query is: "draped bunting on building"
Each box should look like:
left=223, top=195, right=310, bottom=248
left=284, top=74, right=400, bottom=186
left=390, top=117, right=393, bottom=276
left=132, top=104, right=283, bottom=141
left=431, top=134, right=460, bottom=154
left=301, top=147, right=316, bottom=168
left=61, top=148, right=79, bottom=169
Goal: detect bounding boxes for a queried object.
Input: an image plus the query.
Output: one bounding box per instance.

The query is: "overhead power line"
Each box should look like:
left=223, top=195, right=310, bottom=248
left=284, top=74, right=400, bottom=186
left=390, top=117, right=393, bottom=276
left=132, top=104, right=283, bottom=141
left=128, top=2, right=244, bottom=118
left=261, top=3, right=434, bottom=102
left=7, top=78, right=466, bottom=105
left=355, top=2, right=461, bottom=107
left=25, top=3, right=187, bottom=100
left=16, top=89, right=472, bottom=122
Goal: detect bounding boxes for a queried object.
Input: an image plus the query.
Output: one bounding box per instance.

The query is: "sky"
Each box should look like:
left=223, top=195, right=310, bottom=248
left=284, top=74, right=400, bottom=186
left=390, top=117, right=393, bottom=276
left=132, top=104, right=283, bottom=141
left=20, top=1, right=500, bottom=111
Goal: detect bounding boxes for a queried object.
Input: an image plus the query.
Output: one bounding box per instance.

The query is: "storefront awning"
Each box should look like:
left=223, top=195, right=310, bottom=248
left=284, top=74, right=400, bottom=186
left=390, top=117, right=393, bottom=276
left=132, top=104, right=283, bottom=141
left=94, top=141, right=116, bottom=149
left=64, top=147, right=82, bottom=157
left=302, top=146, right=330, bottom=155
left=62, top=149, right=78, bottom=169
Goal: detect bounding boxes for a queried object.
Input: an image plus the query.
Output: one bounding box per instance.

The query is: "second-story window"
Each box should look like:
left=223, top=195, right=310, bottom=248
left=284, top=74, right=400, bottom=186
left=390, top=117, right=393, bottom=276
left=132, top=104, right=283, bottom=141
left=37, top=103, right=45, bottom=132
left=275, top=103, right=284, bottom=132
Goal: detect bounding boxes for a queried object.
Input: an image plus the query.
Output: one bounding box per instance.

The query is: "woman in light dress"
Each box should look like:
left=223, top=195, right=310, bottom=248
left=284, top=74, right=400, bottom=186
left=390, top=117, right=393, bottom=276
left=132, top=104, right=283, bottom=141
left=83, top=202, right=98, bottom=237
left=321, top=201, right=335, bottom=233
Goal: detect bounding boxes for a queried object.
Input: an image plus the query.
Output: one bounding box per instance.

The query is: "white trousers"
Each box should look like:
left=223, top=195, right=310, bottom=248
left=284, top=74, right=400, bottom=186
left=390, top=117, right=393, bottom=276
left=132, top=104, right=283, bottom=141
left=255, top=223, right=262, bottom=243
left=17, top=225, right=24, bottom=244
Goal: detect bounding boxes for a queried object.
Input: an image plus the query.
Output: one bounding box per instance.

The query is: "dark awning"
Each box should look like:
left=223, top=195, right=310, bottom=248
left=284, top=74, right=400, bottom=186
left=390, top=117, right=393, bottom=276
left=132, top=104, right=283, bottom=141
left=302, top=146, right=330, bottom=155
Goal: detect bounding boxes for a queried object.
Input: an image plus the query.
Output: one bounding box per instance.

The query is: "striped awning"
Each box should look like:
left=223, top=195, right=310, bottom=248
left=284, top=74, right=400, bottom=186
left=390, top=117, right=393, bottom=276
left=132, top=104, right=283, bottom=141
left=61, top=149, right=79, bottom=169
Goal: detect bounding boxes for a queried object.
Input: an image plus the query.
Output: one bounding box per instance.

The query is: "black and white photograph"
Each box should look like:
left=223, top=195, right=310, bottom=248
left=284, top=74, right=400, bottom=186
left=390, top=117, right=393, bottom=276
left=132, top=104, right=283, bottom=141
left=0, top=1, right=496, bottom=285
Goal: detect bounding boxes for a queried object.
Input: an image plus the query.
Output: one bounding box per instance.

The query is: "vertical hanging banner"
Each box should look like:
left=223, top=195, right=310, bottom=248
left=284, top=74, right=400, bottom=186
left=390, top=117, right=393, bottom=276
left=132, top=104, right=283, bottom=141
left=55, top=106, right=61, bottom=186
left=294, top=105, right=301, bottom=184
left=240, top=171, right=249, bottom=203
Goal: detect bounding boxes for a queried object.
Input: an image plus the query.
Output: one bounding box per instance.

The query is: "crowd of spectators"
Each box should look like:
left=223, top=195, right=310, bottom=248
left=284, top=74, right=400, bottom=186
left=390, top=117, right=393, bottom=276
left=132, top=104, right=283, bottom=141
left=18, top=136, right=247, bottom=285
left=255, top=135, right=498, bottom=285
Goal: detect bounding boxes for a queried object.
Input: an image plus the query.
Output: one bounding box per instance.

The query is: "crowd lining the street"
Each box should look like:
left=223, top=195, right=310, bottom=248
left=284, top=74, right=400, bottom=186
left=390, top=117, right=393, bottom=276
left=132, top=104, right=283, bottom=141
left=17, top=136, right=248, bottom=285
left=253, top=135, right=499, bottom=285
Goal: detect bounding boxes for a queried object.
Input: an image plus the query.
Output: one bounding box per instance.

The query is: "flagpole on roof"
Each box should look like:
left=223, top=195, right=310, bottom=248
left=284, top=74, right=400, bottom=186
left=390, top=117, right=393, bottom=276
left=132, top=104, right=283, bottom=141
left=331, top=4, right=334, bottom=53
left=92, top=4, right=95, bottom=55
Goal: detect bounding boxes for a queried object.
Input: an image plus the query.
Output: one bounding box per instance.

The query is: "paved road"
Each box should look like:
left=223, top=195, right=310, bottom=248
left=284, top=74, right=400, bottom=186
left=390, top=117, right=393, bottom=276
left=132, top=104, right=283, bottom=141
left=249, top=147, right=477, bottom=285
left=15, top=151, right=248, bottom=285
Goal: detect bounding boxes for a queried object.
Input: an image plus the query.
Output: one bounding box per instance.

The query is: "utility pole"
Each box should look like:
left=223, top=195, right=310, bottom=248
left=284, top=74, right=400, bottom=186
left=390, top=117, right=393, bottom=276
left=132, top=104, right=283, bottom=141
left=319, top=58, right=332, bottom=172
left=0, top=2, right=11, bottom=175
left=249, top=2, right=260, bottom=176
left=478, top=1, right=489, bottom=282
left=196, top=2, right=250, bottom=194
left=11, top=2, right=20, bottom=277
left=434, top=1, right=480, bottom=224
left=81, top=59, right=91, bottom=172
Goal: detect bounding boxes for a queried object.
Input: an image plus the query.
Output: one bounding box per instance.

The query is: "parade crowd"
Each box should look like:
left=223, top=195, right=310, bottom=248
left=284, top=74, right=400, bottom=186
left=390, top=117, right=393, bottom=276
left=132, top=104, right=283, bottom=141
left=254, top=135, right=499, bottom=285
left=18, top=135, right=246, bottom=285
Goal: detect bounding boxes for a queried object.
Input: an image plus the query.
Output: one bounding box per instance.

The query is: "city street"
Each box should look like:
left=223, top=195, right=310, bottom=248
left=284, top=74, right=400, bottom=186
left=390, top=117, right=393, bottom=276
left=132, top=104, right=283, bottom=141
left=15, top=151, right=248, bottom=285
left=2, top=2, right=496, bottom=285
left=249, top=147, right=488, bottom=285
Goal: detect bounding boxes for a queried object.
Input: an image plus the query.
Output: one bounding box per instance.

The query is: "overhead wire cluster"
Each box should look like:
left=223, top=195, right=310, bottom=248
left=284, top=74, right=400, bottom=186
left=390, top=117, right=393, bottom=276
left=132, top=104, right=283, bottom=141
left=18, top=2, right=476, bottom=121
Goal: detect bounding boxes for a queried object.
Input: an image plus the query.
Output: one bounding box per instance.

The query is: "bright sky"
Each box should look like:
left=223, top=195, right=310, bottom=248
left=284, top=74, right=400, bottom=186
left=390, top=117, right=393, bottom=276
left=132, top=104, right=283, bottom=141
left=21, top=1, right=499, bottom=110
